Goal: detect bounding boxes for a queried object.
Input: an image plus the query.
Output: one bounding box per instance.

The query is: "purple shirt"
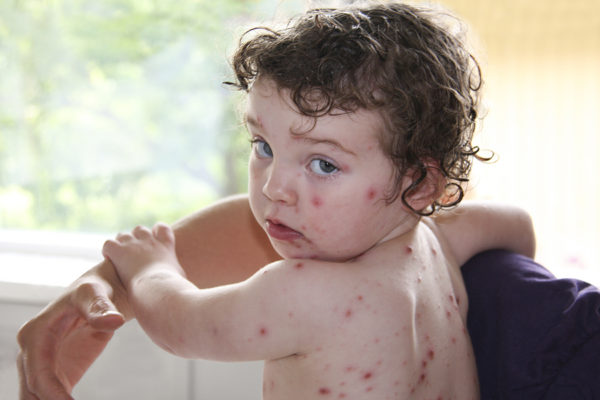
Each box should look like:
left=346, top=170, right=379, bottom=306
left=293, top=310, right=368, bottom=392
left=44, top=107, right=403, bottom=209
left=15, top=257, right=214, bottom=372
left=463, top=250, right=600, bottom=399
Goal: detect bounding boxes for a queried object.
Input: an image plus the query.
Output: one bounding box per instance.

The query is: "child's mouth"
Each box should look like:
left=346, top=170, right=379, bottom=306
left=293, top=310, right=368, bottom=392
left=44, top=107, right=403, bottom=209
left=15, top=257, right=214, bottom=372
left=266, top=220, right=303, bottom=241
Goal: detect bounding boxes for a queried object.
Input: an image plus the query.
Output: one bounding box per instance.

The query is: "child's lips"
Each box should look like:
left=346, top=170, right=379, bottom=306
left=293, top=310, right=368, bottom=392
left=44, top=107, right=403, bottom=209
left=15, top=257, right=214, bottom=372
left=265, top=219, right=303, bottom=241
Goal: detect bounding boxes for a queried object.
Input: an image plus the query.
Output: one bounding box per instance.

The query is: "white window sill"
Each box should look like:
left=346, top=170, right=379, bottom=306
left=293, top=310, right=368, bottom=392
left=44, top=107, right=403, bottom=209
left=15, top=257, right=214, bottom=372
left=0, top=229, right=106, bottom=304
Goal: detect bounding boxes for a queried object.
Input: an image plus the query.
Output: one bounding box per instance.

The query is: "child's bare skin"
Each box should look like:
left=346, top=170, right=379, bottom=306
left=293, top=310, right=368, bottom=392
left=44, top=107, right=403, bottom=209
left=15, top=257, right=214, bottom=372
left=103, top=77, right=534, bottom=399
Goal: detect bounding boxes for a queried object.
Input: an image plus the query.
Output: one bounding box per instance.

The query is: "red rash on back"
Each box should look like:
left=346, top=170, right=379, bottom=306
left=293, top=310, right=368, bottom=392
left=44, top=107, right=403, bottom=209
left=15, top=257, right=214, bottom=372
left=428, top=349, right=435, bottom=360
left=318, top=387, right=331, bottom=395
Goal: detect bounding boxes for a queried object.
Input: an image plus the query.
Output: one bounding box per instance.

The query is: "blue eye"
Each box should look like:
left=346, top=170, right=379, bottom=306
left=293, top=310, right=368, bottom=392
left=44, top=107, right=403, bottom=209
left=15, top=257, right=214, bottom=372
left=252, top=139, right=273, bottom=158
left=309, top=159, right=339, bottom=176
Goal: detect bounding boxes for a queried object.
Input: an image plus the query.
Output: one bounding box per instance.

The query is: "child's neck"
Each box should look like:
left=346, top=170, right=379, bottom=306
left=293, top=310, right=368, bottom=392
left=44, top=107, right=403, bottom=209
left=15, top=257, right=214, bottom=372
left=374, top=212, right=421, bottom=247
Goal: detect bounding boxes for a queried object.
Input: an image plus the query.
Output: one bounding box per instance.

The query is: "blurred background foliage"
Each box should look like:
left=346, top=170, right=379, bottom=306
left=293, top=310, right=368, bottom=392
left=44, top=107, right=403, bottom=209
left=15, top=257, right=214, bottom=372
left=0, top=0, right=303, bottom=233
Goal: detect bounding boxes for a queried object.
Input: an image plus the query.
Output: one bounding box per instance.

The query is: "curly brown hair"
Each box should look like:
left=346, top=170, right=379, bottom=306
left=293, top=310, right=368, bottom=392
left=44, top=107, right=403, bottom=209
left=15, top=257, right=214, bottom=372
left=226, top=2, right=488, bottom=215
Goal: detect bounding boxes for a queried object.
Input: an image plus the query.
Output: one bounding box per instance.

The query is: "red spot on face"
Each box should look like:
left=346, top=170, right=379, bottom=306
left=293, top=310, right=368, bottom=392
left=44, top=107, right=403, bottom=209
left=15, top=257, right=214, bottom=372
left=345, top=309, right=353, bottom=318
left=345, top=366, right=356, bottom=372
left=366, top=386, right=373, bottom=392
left=432, top=248, right=437, bottom=256
left=338, top=393, right=347, bottom=398
left=419, top=373, right=426, bottom=383
left=357, top=295, right=364, bottom=301
left=363, top=372, right=373, bottom=380
left=366, top=187, right=377, bottom=200
left=446, top=310, right=452, bottom=318
left=319, top=387, right=331, bottom=395
left=295, top=262, right=304, bottom=269
left=405, top=246, right=413, bottom=254
left=260, top=327, right=268, bottom=336
left=451, top=337, right=457, bottom=344
left=312, top=196, right=323, bottom=208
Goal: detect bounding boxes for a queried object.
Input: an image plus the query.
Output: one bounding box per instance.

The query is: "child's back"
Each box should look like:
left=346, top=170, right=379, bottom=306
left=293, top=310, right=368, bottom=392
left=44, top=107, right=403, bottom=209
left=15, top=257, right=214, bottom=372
left=259, top=218, right=477, bottom=399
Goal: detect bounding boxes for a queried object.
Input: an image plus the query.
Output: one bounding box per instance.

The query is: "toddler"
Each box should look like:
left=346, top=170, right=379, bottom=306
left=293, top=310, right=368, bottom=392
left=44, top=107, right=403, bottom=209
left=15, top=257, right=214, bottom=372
left=103, top=3, right=535, bottom=399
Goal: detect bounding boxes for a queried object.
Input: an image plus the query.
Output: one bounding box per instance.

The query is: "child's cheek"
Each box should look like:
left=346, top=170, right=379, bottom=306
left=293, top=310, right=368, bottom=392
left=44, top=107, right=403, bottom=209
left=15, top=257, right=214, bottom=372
left=311, top=195, right=324, bottom=208
left=365, top=186, right=378, bottom=202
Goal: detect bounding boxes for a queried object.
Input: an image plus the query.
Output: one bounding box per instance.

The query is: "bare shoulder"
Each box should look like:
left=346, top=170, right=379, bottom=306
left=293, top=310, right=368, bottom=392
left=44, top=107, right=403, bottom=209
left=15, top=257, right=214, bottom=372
left=251, top=258, right=362, bottom=297
left=249, top=257, right=401, bottom=323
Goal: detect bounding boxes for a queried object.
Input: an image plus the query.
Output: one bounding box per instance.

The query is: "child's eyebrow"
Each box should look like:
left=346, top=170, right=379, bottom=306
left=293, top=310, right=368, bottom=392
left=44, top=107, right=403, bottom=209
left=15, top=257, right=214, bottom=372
left=298, top=136, right=357, bottom=157
left=243, top=113, right=262, bottom=130
left=244, top=112, right=356, bottom=156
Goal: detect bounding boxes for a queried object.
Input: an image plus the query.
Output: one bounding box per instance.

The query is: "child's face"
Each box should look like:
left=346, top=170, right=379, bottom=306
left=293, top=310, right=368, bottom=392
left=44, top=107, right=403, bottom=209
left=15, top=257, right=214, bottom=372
left=246, top=78, right=415, bottom=261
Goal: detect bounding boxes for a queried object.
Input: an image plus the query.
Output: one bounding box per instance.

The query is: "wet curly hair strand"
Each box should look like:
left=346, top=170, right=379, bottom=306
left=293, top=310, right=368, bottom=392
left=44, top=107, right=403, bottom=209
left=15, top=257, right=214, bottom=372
left=226, top=2, right=491, bottom=216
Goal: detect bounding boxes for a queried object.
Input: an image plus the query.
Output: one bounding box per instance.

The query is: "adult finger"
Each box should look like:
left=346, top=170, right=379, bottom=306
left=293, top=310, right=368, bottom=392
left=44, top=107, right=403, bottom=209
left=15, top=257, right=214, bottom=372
left=16, top=352, right=41, bottom=400
left=72, top=281, right=125, bottom=331
left=17, top=319, right=75, bottom=400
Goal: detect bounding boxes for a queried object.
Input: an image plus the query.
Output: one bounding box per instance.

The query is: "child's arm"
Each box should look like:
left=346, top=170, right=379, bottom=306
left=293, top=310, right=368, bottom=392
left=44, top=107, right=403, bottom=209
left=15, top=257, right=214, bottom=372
left=102, top=224, right=318, bottom=361
left=433, top=201, right=536, bottom=267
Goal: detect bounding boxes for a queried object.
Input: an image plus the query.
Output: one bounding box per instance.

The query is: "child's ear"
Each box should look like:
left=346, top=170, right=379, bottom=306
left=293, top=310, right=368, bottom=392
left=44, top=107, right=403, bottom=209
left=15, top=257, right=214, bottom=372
left=402, top=160, right=445, bottom=212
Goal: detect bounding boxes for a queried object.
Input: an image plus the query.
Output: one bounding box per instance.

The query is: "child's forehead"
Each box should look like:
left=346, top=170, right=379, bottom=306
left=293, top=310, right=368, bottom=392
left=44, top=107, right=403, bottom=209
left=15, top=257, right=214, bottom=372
left=245, top=78, right=385, bottom=137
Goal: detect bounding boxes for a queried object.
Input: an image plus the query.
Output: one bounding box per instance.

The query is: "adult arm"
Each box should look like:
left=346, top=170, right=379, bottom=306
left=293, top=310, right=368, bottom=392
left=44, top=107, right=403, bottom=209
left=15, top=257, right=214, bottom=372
left=433, top=201, right=536, bottom=266
left=16, top=194, right=279, bottom=399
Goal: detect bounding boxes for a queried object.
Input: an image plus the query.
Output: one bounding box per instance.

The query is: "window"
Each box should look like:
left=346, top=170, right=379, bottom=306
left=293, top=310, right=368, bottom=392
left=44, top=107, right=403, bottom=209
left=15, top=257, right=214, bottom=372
left=0, top=0, right=305, bottom=233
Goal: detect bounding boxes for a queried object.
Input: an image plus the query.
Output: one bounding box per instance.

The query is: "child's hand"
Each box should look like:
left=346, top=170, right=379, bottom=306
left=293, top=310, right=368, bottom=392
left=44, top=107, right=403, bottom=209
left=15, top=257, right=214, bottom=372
left=102, top=223, right=184, bottom=289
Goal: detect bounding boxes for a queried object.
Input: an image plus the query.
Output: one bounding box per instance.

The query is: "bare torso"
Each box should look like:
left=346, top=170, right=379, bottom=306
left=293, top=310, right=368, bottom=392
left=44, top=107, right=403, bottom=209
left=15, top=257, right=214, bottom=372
left=262, top=219, right=479, bottom=400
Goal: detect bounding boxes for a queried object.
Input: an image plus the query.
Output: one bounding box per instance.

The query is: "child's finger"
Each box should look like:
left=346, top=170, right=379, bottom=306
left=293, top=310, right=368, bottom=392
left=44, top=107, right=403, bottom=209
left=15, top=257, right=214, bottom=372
left=101, top=239, right=122, bottom=260
left=153, top=223, right=175, bottom=245
left=115, top=232, right=134, bottom=243
left=132, top=225, right=152, bottom=240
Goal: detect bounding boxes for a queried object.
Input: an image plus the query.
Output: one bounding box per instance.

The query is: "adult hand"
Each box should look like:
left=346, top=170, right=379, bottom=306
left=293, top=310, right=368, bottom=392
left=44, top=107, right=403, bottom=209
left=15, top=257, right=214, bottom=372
left=16, top=261, right=130, bottom=399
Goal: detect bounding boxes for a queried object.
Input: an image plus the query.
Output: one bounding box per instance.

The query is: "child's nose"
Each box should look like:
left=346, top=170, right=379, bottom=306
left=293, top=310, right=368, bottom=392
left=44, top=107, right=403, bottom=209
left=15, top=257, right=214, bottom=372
left=262, top=163, right=298, bottom=205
